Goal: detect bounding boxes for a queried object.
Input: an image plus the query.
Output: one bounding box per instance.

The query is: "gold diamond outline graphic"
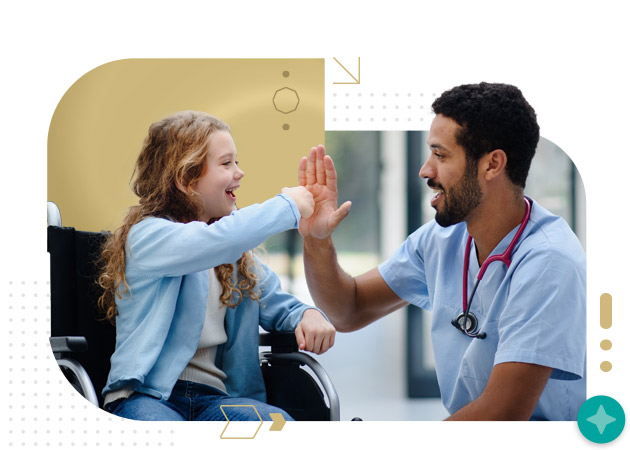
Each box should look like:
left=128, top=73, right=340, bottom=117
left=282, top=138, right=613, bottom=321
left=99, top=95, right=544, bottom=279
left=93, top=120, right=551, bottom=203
left=219, top=405, right=263, bottom=439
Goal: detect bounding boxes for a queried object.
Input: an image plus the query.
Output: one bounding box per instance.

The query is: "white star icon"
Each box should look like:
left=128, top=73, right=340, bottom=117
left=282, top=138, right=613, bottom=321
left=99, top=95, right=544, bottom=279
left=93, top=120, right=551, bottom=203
left=587, top=405, right=617, bottom=435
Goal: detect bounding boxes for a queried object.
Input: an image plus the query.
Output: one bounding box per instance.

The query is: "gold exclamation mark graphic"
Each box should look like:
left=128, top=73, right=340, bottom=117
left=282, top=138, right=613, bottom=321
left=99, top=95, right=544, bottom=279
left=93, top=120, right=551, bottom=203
left=600, top=293, right=613, bottom=372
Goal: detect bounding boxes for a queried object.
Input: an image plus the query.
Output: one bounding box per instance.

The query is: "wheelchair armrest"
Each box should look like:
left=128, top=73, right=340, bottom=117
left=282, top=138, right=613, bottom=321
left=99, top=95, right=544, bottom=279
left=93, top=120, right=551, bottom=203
left=50, top=336, right=99, bottom=407
left=50, top=336, right=89, bottom=354
left=259, top=331, right=299, bottom=353
left=260, top=350, right=341, bottom=421
left=259, top=331, right=341, bottom=421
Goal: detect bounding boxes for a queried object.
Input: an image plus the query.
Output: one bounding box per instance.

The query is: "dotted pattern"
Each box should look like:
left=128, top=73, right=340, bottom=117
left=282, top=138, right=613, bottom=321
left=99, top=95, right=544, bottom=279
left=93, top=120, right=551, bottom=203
left=4, top=279, right=186, bottom=448
left=325, top=90, right=436, bottom=129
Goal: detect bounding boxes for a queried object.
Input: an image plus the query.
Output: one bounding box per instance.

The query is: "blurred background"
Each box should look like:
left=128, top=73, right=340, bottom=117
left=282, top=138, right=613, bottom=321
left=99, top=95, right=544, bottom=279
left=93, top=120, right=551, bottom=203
left=262, top=131, right=585, bottom=420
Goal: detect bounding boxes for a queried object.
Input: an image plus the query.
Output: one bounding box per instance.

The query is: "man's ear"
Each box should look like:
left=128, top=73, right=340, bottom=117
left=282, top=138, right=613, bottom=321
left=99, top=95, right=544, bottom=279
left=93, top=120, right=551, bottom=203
left=482, top=149, right=508, bottom=181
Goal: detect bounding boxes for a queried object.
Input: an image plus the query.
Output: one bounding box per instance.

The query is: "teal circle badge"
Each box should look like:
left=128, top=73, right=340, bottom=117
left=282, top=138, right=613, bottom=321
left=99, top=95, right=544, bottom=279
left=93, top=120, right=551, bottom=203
left=578, top=395, right=625, bottom=443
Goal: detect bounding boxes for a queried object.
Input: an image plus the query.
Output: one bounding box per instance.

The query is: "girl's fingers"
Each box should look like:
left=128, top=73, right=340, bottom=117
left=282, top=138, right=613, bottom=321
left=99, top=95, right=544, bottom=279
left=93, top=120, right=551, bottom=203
left=314, top=334, right=324, bottom=354
left=295, top=324, right=306, bottom=350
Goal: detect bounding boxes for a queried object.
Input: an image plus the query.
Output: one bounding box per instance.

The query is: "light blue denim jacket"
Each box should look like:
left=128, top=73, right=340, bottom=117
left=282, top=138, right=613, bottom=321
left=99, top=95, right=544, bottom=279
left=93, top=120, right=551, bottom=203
left=102, top=194, right=318, bottom=402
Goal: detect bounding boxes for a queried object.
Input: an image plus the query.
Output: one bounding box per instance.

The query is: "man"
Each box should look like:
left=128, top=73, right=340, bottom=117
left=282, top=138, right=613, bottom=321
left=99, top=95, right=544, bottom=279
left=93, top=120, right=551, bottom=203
left=298, top=82, right=585, bottom=421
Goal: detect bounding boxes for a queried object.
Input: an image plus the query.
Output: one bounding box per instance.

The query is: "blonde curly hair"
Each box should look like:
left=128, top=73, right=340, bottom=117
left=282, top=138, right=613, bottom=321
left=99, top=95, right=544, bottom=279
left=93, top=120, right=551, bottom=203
left=98, top=111, right=259, bottom=324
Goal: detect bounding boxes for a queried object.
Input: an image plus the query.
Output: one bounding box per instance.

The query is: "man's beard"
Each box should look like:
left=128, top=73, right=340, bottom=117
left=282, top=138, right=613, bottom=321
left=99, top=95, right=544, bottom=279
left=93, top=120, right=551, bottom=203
left=430, top=159, right=482, bottom=227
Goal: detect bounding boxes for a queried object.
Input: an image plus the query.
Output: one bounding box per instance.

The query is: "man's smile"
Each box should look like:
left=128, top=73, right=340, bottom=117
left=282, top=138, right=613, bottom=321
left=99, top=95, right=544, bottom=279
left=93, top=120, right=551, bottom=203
left=427, top=180, right=445, bottom=207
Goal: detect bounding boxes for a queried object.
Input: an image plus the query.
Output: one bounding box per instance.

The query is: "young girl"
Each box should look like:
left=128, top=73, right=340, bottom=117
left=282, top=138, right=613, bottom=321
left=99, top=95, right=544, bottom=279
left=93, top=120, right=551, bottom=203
left=98, top=111, right=335, bottom=421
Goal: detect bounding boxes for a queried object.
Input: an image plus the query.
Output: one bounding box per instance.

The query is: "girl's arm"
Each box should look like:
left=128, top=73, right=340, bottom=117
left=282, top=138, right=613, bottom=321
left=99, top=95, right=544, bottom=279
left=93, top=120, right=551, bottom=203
left=256, top=257, right=335, bottom=355
left=127, top=194, right=299, bottom=277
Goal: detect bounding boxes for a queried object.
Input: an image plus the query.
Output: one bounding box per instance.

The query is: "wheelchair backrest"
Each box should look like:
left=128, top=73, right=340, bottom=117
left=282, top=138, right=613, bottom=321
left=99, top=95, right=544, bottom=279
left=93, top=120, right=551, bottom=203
left=48, top=226, right=115, bottom=407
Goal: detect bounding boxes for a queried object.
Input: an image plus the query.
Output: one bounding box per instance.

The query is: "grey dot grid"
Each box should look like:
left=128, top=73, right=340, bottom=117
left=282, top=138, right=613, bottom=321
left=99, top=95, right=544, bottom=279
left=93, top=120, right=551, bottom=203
left=5, top=280, right=184, bottom=448
left=327, top=90, right=433, bottom=130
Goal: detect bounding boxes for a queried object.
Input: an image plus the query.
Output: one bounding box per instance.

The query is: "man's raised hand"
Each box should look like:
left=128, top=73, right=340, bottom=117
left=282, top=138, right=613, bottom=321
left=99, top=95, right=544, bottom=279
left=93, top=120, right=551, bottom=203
left=297, top=145, right=351, bottom=239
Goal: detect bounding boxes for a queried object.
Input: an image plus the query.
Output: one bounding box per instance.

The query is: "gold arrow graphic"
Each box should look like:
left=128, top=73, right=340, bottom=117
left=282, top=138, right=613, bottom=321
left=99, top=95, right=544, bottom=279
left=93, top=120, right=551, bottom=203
left=269, top=413, right=287, bottom=431
left=333, top=57, right=360, bottom=84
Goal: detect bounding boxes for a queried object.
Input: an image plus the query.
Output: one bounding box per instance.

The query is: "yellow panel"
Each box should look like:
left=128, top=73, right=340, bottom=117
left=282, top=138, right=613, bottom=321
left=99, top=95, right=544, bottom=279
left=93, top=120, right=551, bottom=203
left=48, top=59, right=324, bottom=231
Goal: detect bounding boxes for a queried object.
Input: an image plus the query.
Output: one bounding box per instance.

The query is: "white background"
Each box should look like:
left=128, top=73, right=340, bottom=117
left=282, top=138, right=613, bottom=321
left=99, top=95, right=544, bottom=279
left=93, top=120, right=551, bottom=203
left=2, top=0, right=628, bottom=448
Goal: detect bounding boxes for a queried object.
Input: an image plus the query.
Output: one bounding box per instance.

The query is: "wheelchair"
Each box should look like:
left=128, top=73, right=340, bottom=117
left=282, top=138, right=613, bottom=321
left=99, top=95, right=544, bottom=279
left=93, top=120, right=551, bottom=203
left=47, top=201, right=340, bottom=421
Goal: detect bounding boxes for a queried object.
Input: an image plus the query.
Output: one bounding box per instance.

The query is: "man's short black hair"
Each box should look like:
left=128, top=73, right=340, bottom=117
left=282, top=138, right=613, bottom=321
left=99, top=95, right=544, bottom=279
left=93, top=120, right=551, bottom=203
left=432, top=82, right=540, bottom=188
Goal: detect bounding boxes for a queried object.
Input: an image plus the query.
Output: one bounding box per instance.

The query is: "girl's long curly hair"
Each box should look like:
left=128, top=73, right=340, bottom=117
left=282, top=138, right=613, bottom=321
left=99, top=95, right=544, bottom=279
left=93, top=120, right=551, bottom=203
left=97, top=111, right=259, bottom=324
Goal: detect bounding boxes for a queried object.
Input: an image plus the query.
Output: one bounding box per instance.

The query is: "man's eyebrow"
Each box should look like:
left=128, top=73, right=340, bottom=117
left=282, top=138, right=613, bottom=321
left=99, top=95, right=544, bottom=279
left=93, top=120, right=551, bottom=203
left=428, top=143, right=450, bottom=153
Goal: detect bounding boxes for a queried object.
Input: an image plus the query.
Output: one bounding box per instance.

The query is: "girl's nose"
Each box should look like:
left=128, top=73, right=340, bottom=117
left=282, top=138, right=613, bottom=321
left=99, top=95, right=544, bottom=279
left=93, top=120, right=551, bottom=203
left=235, top=167, right=245, bottom=179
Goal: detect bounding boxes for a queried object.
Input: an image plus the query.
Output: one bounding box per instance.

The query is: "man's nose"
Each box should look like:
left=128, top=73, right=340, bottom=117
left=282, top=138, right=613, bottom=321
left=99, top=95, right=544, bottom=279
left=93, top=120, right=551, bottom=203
left=419, top=158, right=434, bottom=179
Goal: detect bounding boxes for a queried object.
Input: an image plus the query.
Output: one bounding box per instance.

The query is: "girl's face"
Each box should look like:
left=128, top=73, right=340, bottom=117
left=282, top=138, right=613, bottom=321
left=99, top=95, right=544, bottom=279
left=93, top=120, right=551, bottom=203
left=193, top=131, right=245, bottom=222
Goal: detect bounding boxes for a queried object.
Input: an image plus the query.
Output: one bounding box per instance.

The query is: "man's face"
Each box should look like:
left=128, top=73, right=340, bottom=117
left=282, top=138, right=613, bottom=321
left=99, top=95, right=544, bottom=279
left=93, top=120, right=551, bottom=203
left=420, top=114, right=482, bottom=227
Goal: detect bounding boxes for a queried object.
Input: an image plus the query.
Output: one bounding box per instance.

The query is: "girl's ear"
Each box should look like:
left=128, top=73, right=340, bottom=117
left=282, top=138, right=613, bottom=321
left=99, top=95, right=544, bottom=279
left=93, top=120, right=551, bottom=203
left=175, top=178, right=189, bottom=194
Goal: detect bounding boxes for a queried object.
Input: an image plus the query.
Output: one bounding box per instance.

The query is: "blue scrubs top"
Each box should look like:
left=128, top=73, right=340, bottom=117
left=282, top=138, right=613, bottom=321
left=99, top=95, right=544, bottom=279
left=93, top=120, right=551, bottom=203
left=378, top=199, right=586, bottom=420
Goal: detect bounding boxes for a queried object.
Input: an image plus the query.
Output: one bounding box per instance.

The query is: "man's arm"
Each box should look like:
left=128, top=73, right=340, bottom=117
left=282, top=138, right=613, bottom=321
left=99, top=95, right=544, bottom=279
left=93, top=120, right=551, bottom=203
left=299, top=146, right=407, bottom=332
left=446, top=362, right=553, bottom=421
left=303, top=238, right=407, bottom=331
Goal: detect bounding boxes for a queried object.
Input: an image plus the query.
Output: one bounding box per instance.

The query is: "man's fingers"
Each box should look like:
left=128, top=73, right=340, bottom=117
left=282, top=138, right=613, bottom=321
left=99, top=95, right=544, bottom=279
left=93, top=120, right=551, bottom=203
left=329, top=201, right=352, bottom=229
left=298, top=157, right=308, bottom=186
left=323, top=155, right=339, bottom=193
left=306, top=147, right=317, bottom=186
left=315, top=145, right=326, bottom=185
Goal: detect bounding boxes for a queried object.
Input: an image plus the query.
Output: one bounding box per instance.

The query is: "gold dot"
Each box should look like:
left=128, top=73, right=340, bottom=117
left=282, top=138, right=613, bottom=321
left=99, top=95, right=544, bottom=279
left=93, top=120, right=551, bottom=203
left=282, top=124, right=290, bottom=131
left=601, top=361, right=612, bottom=372
left=600, top=339, right=612, bottom=350
left=283, top=71, right=290, bottom=77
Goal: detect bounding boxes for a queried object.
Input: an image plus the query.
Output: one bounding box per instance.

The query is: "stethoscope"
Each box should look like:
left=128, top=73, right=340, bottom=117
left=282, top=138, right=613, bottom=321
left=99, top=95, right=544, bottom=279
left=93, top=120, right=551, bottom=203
left=451, top=197, right=532, bottom=339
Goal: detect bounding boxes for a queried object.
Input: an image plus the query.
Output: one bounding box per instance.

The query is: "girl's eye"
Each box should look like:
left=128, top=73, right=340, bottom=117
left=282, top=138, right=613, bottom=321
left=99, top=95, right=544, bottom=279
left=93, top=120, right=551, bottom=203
left=223, top=161, right=231, bottom=166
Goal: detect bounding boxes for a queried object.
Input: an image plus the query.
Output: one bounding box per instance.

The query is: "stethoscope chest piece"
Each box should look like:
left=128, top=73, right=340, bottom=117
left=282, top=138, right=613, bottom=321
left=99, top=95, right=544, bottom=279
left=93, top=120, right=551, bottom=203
left=453, top=312, right=478, bottom=333
left=451, top=312, right=487, bottom=339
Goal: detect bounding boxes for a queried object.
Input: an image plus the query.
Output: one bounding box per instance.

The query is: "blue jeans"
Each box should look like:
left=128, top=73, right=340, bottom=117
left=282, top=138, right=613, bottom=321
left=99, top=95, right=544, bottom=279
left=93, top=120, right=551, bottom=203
left=105, top=380, right=294, bottom=422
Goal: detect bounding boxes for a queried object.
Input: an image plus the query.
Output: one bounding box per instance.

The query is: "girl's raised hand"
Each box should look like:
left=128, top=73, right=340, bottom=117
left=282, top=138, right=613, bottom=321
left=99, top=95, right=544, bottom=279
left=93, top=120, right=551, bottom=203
left=294, top=309, right=336, bottom=355
left=281, top=186, right=314, bottom=219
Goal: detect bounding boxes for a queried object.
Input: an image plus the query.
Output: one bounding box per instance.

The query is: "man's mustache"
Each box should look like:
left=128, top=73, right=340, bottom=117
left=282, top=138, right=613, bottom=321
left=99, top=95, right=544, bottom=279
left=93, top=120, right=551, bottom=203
left=427, top=179, right=444, bottom=191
